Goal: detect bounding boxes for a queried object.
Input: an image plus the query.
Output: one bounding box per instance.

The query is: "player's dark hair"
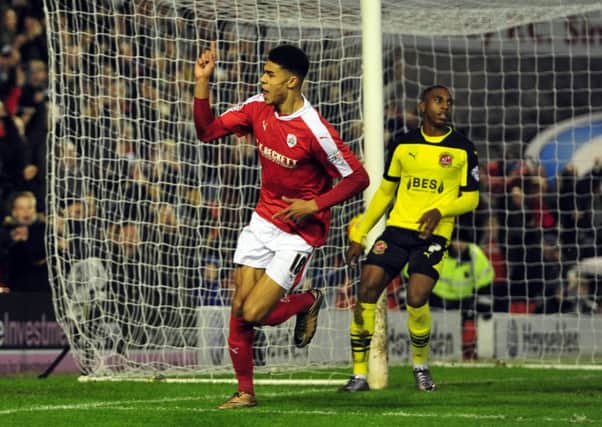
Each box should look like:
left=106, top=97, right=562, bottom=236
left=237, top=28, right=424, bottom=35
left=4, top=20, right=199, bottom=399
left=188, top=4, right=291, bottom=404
left=268, top=45, right=309, bottom=80
left=420, top=85, right=450, bottom=102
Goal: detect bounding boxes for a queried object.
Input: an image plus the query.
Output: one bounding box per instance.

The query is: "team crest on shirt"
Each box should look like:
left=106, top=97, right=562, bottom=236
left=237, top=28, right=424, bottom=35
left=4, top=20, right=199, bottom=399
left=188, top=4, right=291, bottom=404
left=286, top=134, right=297, bottom=147
left=372, top=240, right=388, bottom=255
left=439, top=153, right=453, bottom=167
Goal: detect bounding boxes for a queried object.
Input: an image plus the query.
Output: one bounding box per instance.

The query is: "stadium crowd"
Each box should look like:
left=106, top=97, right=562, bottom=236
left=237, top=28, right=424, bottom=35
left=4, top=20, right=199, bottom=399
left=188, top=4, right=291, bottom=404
left=0, top=0, right=600, bottom=323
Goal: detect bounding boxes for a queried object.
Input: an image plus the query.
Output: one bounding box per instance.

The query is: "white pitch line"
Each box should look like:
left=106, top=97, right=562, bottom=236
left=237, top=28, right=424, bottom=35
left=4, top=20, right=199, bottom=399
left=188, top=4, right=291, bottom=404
left=0, top=389, right=326, bottom=415
left=0, top=396, right=204, bottom=415
left=79, top=376, right=345, bottom=385
left=2, top=400, right=596, bottom=424
left=0, top=390, right=597, bottom=424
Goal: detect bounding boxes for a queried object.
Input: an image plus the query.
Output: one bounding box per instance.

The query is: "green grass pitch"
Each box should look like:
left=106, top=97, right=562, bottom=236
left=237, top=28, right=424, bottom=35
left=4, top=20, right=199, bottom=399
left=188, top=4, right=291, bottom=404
left=1, top=366, right=601, bottom=426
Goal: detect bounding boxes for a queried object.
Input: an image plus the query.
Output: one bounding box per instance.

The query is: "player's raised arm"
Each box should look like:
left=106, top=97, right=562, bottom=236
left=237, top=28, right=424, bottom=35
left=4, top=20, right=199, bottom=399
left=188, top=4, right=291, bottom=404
left=194, top=41, right=216, bottom=99
left=193, top=41, right=251, bottom=142
left=192, top=41, right=219, bottom=140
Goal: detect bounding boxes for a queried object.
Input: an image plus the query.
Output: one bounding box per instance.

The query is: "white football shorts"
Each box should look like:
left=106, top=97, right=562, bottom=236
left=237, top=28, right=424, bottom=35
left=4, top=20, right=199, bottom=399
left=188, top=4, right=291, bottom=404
left=233, top=212, right=314, bottom=291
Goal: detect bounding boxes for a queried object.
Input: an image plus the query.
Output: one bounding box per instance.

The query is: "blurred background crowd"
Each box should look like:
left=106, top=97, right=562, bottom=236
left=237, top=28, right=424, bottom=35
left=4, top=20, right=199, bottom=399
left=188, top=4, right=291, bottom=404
left=0, top=0, right=600, bottom=325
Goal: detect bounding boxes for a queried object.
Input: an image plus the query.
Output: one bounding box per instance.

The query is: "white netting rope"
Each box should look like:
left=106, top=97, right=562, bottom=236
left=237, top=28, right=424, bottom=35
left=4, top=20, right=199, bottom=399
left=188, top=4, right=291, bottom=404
left=44, top=0, right=602, bottom=376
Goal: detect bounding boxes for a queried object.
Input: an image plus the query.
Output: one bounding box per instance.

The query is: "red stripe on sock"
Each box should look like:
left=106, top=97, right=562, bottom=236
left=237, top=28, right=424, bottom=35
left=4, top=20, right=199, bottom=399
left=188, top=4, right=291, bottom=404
left=228, top=314, right=255, bottom=394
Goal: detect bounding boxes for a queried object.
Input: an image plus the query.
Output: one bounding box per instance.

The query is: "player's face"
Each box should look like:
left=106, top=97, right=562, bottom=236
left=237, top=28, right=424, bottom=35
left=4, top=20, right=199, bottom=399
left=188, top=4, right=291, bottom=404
left=420, top=88, right=453, bottom=128
left=260, top=61, right=294, bottom=107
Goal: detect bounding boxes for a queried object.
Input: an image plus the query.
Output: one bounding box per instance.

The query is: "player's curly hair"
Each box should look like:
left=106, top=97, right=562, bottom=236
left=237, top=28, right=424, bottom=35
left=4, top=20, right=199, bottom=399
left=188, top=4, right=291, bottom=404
left=420, top=85, right=450, bottom=102
left=268, top=44, right=309, bottom=81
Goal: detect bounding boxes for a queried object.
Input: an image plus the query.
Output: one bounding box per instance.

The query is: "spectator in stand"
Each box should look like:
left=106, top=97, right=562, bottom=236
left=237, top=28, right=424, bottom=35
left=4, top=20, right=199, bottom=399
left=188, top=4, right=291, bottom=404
left=486, top=142, right=530, bottom=198
left=197, top=255, right=229, bottom=306
left=19, top=59, right=47, bottom=138
left=496, top=170, right=558, bottom=312
left=145, top=202, right=203, bottom=346
left=0, top=190, right=48, bottom=292
left=18, top=59, right=48, bottom=210
left=0, top=7, right=19, bottom=52
left=0, top=46, right=23, bottom=116
left=15, top=11, right=47, bottom=63
left=0, top=100, right=26, bottom=212
left=104, top=219, right=158, bottom=348
left=557, top=161, right=602, bottom=265
left=556, top=160, right=602, bottom=313
left=149, top=139, right=181, bottom=204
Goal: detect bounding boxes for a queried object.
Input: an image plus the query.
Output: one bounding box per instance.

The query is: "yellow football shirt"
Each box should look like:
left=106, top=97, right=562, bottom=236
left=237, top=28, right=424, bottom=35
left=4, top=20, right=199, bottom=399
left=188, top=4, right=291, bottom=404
left=383, top=126, right=479, bottom=241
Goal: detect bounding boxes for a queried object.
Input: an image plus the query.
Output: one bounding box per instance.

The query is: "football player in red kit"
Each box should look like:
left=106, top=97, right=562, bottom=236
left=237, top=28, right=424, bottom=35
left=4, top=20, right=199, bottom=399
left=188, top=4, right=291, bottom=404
left=193, top=41, right=369, bottom=409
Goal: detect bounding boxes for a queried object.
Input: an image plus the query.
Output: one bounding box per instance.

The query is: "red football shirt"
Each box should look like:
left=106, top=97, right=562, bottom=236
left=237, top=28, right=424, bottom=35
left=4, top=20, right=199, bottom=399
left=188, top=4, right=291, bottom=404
left=194, top=94, right=367, bottom=246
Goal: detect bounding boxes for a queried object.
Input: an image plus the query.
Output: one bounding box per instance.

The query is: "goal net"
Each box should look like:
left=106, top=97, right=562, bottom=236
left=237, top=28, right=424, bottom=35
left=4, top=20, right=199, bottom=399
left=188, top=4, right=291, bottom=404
left=44, top=0, right=602, bottom=378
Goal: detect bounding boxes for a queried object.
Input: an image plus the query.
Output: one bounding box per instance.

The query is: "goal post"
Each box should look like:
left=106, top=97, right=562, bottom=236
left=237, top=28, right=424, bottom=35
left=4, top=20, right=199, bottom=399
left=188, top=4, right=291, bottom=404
left=360, top=0, right=388, bottom=390
left=44, top=0, right=602, bottom=379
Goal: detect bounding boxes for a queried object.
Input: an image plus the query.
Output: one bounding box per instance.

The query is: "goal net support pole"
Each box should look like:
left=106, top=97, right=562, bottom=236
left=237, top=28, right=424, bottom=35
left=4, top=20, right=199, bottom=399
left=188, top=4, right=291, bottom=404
left=360, top=0, right=388, bottom=390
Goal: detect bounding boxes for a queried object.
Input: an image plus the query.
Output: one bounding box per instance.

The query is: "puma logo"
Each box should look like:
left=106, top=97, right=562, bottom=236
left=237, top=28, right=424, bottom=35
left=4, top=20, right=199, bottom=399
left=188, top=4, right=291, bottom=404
left=423, top=243, right=442, bottom=258
left=409, top=152, right=417, bottom=159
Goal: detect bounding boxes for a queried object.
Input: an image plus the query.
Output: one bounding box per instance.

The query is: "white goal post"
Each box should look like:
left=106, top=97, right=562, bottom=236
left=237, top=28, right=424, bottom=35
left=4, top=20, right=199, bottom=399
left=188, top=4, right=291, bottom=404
left=44, top=0, right=602, bottom=380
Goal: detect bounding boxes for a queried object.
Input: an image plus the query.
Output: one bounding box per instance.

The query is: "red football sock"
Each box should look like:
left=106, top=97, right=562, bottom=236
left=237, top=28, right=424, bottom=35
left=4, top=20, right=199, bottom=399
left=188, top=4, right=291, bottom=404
left=261, top=292, right=315, bottom=326
left=228, top=314, right=255, bottom=394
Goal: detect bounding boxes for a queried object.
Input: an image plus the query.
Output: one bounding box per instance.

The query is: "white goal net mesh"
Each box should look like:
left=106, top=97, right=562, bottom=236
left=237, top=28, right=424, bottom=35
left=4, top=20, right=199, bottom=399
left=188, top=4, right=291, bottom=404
left=44, top=0, right=602, bottom=377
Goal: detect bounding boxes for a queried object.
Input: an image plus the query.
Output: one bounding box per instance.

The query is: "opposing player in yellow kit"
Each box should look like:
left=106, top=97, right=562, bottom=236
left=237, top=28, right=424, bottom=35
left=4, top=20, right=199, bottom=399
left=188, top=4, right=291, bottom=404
left=341, top=85, right=480, bottom=392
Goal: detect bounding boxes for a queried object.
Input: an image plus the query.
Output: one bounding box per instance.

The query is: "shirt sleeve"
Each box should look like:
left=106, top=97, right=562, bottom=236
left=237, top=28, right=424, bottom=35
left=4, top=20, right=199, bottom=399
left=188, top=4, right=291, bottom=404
left=314, top=167, right=369, bottom=211
left=383, top=140, right=402, bottom=182
left=462, top=145, right=480, bottom=191
left=309, top=118, right=369, bottom=210
left=193, top=97, right=253, bottom=142
left=348, top=178, right=398, bottom=245
left=436, top=189, right=479, bottom=218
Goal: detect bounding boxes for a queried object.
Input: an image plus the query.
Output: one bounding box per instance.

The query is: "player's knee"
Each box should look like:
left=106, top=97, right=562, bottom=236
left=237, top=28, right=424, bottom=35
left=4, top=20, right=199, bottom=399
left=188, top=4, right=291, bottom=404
left=406, top=286, right=432, bottom=308
left=358, top=279, right=386, bottom=303
left=231, top=298, right=244, bottom=317
left=407, top=287, right=434, bottom=307
left=242, top=305, right=265, bottom=323
left=358, top=284, right=375, bottom=302
left=406, top=295, right=428, bottom=308
left=358, top=266, right=390, bottom=303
